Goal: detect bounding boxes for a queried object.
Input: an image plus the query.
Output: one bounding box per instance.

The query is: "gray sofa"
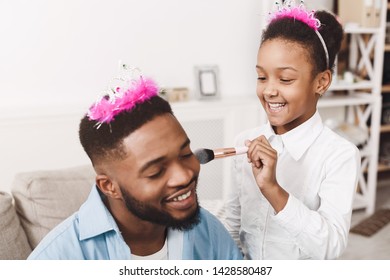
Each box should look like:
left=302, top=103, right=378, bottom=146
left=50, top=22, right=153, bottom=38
left=0, top=165, right=95, bottom=260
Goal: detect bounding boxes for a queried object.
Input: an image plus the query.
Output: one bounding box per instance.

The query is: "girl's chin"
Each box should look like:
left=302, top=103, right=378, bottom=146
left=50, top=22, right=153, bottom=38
left=267, top=115, right=286, bottom=125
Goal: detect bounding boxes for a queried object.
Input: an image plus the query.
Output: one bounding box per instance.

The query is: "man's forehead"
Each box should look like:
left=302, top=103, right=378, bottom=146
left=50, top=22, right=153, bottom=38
left=122, top=114, right=188, bottom=158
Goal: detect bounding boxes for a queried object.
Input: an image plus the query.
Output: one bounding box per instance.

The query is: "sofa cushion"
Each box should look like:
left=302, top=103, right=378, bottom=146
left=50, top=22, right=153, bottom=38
left=0, top=191, right=32, bottom=259
left=11, top=165, right=95, bottom=249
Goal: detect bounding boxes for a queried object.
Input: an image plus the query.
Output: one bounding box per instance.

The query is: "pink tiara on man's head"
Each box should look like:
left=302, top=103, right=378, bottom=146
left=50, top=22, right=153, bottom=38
left=269, top=0, right=321, bottom=31
left=87, top=66, right=159, bottom=127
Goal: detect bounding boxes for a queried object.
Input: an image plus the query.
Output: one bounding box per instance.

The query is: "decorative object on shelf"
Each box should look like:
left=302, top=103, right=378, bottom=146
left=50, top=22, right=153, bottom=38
left=338, top=0, right=382, bottom=28
left=194, top=65, right=220, bottom=100
left=383, top=52, right=390, bottom=84
left=159, top=87, right=189, bottom=103
left=379, top=139, right=390, bottom=165
left=304, top=0, right=333, bottom=12
left=342, top=70, right=355, bottom=84
left=381, top=102, right=390, bottom=124
left=386, top=22, right=390, bottom=43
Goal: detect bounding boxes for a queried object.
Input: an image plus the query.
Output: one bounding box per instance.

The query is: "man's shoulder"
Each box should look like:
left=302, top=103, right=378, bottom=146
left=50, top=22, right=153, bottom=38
left=199, top=207, right=222, bottom=224
left=193, top=207, right=232, bottom=237
left=183, top=207, right=243, bottom=259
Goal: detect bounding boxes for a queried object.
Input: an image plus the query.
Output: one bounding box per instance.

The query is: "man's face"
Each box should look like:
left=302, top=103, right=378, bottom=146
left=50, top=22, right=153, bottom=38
left=106, top=114, right=201, bottom=230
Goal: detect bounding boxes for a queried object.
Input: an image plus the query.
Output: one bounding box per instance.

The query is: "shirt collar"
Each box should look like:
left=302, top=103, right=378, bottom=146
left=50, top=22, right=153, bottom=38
left=78, top=185, right=120, bottom=240
left=263, top=111, right=324, bottom=161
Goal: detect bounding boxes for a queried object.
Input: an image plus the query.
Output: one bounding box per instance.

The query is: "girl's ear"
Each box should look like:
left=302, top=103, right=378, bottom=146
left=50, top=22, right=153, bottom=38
left=95, top=174, right=122, bottom=199
left=315, top=70, right=332, bottom=96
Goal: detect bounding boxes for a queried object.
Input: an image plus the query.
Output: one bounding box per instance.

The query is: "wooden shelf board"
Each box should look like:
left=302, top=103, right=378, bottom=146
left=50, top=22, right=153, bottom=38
left=382, top=84, right=390, bottom=93
left=381, top=124, right=390, bottom=133
left=378, top=163, right=390, bottom=172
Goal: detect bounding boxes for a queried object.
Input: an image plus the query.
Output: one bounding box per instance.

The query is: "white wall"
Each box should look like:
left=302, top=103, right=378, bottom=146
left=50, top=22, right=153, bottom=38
left=0, top=0, right=265, bottom=192
left=0, top=0, right=263, bottom=107
left=0, top=0, right=339, bottom=193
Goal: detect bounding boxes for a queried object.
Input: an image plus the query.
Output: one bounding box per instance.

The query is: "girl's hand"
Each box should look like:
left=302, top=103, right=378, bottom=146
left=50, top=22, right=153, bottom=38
left=245, top=136, right=278, bottom=192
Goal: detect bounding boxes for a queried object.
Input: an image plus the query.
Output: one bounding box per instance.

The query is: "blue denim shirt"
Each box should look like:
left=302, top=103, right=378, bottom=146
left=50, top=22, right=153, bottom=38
left=28, top=186, right=243, bottom=260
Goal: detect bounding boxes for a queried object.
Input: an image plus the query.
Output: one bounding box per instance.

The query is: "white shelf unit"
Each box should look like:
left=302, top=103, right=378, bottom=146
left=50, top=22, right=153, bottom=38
left=319, top=93, right=382, bottom=213
left=321, top=0, right=387, bottom=215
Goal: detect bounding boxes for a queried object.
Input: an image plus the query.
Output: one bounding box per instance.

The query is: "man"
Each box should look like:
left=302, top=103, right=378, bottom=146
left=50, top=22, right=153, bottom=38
left=28, top=75, right=242, bottom=260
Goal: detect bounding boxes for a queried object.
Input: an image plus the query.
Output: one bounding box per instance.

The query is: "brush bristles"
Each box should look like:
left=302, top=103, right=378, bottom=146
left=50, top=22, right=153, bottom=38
left=194, top=148, right=214, bottom=164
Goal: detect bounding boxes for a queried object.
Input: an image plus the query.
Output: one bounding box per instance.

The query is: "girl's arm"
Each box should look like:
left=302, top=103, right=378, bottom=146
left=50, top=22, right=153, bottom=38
left=272, top=143, right=360, bottom=259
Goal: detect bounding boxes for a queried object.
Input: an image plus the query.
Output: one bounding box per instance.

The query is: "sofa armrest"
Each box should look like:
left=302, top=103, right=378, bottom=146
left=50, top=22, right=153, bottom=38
left=0, top=191, right=32, bottom=259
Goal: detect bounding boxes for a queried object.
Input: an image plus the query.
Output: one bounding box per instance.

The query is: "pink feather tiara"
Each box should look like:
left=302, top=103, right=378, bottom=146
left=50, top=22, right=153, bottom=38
left=267, top=0, right=329, bottom=68
left=268, top=0, right=321, bottom=31
left=87, top=74, right=159, bottom=127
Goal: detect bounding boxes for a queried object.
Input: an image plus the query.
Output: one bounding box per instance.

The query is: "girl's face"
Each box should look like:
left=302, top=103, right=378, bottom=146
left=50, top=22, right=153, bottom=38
left=256, top=38, right=321, bottom=134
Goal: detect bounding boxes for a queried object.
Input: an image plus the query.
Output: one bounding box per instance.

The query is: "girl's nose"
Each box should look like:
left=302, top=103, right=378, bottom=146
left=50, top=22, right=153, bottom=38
left=263, top=87, right=278, bottom=97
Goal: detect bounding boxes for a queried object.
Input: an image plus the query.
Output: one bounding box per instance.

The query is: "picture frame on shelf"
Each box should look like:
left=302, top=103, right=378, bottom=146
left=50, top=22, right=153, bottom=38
left=194, top=65, right=220, bottom=100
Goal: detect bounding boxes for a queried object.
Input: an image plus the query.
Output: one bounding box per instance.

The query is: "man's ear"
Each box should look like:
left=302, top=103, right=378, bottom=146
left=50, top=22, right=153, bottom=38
left=315, top=69, right=332, bottom=96
left=95, top=174, right=122, bottom=199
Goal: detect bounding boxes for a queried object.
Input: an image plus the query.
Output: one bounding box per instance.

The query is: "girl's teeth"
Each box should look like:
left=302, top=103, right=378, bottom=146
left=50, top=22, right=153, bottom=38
left=269, top=103, right=285, bottom=111
left=269, top=103, right=285, bottom=109
left=173, top=190, right=191, bottom=202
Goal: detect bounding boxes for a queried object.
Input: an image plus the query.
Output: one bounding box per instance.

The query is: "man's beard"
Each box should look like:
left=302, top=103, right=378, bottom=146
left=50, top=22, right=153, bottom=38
left=119, top=178, right=200, bottom=231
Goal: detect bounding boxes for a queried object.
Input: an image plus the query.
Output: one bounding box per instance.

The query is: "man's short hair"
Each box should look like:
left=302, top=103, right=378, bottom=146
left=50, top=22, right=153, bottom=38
left=79, top=95, right=173, bottom=165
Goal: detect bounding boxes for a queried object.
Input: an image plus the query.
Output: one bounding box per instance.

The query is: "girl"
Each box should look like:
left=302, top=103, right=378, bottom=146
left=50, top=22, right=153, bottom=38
left=223, top=2, right=360, bottom=259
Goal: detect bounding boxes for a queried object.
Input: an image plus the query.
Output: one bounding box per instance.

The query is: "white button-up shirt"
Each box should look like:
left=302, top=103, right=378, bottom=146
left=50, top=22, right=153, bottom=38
left=222, top=111, right=360, bottom=259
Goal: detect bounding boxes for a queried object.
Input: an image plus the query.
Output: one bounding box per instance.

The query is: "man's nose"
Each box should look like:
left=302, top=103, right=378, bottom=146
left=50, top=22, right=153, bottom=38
left=166, top=162, right=193, bottom=187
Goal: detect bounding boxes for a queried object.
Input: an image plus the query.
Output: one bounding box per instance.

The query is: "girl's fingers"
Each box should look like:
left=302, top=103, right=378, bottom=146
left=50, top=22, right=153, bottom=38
left=246, top=136, right=276, bottom=164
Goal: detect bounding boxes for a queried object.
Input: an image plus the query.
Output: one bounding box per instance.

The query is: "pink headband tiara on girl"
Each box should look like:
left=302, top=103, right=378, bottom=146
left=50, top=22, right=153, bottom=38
left=268, top=0, right=329, bottom=69
left=87, top=65, right=159, bottom=128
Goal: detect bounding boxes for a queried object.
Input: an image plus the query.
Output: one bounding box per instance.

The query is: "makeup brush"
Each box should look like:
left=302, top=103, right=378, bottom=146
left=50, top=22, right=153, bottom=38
left=194, top=146, right=249, bottom=164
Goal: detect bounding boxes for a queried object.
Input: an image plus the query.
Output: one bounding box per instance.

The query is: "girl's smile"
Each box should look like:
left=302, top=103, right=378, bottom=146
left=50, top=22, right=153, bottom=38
left=267, top=102, right=286, bottom=113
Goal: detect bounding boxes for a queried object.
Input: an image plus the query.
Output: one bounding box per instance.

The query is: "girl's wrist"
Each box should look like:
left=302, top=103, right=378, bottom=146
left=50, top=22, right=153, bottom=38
left=261, top=183, right=289, bottom=213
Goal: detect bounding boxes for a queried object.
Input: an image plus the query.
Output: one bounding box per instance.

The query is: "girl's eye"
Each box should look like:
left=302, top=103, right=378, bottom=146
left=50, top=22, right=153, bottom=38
left=257, top=77, right=266, bottom=81
left=280, top=78, right=293, bottom=83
